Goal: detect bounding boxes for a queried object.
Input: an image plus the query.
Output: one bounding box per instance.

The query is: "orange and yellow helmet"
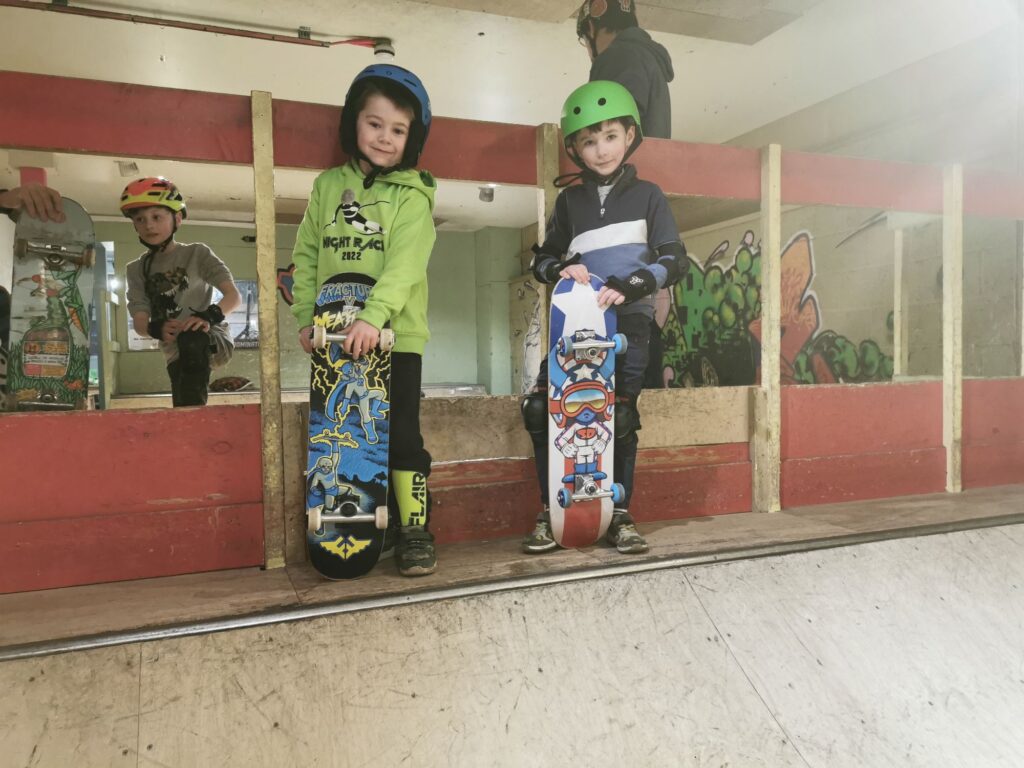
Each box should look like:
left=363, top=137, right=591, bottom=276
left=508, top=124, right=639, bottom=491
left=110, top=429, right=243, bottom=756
left=119, top=177, right=187, bottom=218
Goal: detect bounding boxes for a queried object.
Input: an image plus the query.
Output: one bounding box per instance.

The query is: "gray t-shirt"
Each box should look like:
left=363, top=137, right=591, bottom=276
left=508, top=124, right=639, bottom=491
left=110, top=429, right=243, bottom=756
left=126, top=242, right=233, bottom=364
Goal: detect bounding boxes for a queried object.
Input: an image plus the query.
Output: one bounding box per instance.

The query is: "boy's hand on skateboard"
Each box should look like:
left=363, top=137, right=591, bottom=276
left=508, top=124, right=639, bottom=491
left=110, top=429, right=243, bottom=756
left=596, top=286, right=626, bottom=309
left=160, top=318, right=184, bottom=342
left=0, top=183, right=65, bottom=223
left=298, top=326, right=314, bottom=354
left=342, top=319, right=379, bottom=359
left=180, top=315, right=211, bottom=333
left=560, top=263, right=590, bottom=284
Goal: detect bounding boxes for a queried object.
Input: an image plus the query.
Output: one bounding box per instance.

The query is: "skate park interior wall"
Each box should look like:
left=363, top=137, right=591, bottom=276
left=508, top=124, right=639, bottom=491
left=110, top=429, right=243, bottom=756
left=0, top=404, right=264, bottom=593
left=99, top=220, right=515, bottom=397
left=2, top=72, right=1024, bottom=588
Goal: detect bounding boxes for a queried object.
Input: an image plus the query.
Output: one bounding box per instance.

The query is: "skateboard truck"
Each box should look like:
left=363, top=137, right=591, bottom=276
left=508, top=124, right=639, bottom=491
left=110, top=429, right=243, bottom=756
left=557, top=477, right=625, bottom=508
left=557, top=333, right=627, bottom=360
left=311, top=325, right=395, bottom=352
left=308, top=503, right=388, bottom=534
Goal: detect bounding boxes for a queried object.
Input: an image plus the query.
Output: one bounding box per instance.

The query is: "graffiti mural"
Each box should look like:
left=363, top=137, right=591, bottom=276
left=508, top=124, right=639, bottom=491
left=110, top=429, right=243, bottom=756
left=655, top=230, right=894, bottom=387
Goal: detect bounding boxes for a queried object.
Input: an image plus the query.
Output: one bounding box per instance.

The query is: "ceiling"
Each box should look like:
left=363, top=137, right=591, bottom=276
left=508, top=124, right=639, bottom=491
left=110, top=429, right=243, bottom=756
left=413, top=0, right=827, bottom=44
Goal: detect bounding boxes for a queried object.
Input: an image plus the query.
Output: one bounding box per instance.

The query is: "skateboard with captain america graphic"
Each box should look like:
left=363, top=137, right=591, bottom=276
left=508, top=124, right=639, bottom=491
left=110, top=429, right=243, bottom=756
left=547, top=275, right=627, bottom=548
left=305, top=273, right=393, bottom=579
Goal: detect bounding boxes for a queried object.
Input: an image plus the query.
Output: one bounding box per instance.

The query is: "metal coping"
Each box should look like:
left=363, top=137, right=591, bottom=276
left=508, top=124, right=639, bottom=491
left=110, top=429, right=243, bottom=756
left=2, top=512, right=1022, bottom=663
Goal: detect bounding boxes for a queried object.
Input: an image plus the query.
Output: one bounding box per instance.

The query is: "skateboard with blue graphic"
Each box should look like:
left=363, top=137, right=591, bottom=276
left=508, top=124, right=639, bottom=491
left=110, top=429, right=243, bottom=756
left=547, top=276, right=626, bottom=547
left=6, top=198, right=94, bottom=411
left=305, top=273, right=392, bottom=579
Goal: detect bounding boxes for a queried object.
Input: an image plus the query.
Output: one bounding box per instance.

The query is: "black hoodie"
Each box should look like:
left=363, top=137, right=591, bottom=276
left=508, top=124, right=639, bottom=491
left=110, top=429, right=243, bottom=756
left=590, top=27, right=675, bottom=139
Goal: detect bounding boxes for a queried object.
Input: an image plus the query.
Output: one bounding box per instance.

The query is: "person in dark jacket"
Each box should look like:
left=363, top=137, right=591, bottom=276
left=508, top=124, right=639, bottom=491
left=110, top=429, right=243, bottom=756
left=577, top=0, right=677, bottom=386
left=576, top=0, right=675, bottom=139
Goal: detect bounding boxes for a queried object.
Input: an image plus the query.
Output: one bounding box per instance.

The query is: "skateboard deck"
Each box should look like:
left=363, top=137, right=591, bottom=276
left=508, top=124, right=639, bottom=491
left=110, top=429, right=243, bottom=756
left=6, top=198, right=94, bottom=411
left=547, top=276, right=626, bottom=547
left=305, top=273, right=391, bottom=579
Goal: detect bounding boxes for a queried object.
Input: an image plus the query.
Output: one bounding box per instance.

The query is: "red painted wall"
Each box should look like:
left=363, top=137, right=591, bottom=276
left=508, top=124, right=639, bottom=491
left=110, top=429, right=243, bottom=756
left=963, top=378, right=1024, bottom=488
left=429, top=443, right=751, bottom=545
left=0, top=405, right=264, bottom=593
left=781, top=382, right=946, bottom=507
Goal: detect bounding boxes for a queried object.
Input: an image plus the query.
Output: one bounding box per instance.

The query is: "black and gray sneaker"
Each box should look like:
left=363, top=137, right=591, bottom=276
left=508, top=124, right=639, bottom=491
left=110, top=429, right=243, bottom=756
left=396, top=525, right=436, bottom=576
left=522, top=507, right=558, bottom=554
left=606, top=510, right=649, bottom=554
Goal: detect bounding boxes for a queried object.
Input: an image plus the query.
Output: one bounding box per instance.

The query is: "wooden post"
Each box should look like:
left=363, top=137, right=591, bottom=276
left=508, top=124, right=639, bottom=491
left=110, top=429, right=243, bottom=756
left=752, top=144, right=782, bottom=513
left=536, top=123, right=560, bottom=233
left=251, top=90, right=286, bottom=568
left=942, top=164, right=964, bottom=494
left=893, top=229, right=909, bottom=377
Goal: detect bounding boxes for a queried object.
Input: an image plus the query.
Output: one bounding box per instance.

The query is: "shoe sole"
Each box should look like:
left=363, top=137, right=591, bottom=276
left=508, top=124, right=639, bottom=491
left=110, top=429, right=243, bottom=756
left=616, top=543, right=649, bottom=554
left=522, top=541, right=559, bottom=554
left=399, top=564, right=436, bottom=576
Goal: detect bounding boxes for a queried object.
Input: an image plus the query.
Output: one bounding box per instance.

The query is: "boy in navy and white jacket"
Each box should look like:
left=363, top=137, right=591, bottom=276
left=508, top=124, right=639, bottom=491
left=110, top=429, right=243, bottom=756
left=521, top=80, right=687, bottom=555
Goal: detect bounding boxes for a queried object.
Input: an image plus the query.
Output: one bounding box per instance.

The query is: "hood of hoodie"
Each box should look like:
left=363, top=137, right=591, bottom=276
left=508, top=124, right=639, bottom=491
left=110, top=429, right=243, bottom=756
left=613, top=27, right=674, bottom=83
left=349, top=160, right=437, bottom=212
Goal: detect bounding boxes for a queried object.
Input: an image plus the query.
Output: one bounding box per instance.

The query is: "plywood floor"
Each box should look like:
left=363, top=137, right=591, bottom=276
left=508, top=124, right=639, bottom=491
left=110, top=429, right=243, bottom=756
left=2, top=512, right=1023, bottom=766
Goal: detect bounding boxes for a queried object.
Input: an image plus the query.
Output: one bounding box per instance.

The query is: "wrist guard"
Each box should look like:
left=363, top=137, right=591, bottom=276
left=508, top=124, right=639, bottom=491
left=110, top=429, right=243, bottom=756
left=606, top=268, right=658, bottom=303
left=191, top=304, right=225, bottom=325
left=147, top=320, right=165, bottom=340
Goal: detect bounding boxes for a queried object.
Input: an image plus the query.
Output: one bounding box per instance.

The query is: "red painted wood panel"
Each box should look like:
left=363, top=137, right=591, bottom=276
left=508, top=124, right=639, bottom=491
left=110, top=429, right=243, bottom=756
left=273, top=99, right=538, bottom=184
left=782, top=150, right=943, bottom=213
left=963, top=443, right=1024, bottom=489
left=963, top=378, right=1024, bottom=488
left=964, top=169, right=1024, bottom=221
left=430, top=444, right=751, bottom=544
left=782, top=382, right=942, bottom=460
left=781, top=448, right=947, bottom=508
left=558, top=139, right=761, bottom=200
left=964, top=378, right=1024, bottom=446
left=0, top=405, right=263, bottom=522
left=0, top=503, right=264, bottom=594
left=0, top=70, right=254, bottom=164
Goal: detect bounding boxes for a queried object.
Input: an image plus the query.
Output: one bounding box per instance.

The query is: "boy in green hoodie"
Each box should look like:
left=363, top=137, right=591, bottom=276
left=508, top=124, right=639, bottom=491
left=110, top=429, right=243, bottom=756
left=291, top=64, right=438, bottom=577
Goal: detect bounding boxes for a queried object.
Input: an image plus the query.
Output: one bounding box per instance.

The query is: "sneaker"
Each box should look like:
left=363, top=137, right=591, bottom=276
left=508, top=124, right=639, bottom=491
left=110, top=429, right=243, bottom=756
left=396, top=526, right=436, bottom=576
left=606, top=512, right=649, bottom=554
left=522, top=517, right=558, bottom=554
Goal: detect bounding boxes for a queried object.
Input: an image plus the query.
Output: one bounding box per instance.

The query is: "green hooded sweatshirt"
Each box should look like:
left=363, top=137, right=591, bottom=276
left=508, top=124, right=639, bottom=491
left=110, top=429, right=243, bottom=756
left=291, top=160, right=437, bottom=355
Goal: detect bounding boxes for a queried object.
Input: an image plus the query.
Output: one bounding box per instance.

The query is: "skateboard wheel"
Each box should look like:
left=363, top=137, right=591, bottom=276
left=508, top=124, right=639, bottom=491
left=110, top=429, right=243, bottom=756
left=374, top=505, right=388, bottom=529
left=311, top=325, right=327, bottom=349
left=307, top=506, right=323, bottom=533
left=557, top=488, right=572, bottom=508
left=379, top=329, right=395, bottom=352
left=14, top=240, right=26, bottom=261
left=611, top=483, right=625, bottom=504
left=557, top=336, right=574, bottom=356
left=613, top=333, right=627, bottom=355
left=82, top=246, right=96, bottom=268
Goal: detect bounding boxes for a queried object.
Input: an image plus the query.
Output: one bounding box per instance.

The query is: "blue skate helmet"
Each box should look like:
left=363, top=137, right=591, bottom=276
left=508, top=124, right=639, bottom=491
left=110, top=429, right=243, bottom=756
left=339, top=64, right=433, bottom=182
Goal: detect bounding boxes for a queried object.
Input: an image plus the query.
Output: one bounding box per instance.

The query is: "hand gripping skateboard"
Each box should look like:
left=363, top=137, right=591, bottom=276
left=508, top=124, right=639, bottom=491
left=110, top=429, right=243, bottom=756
left=547, top=276, right=627, bottom=547
left=6, top=198, right=94, bottom=411
left=305, top=273, right=394, bottom=579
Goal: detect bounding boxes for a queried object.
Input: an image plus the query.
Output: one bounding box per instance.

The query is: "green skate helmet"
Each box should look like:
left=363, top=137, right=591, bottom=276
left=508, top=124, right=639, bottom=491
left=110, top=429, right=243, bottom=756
left=560, top=80, right=643, bottom=172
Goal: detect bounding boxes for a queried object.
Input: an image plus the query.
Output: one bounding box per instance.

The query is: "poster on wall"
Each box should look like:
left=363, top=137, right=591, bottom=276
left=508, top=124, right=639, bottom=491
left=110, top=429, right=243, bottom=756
left=127, top=280, right=260, bottom=350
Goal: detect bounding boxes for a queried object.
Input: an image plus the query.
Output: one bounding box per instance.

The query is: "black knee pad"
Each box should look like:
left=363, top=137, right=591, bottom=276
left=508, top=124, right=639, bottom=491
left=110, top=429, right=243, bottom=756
left=177, top=329, right=212, bottom=371
left=615, top=399, right=641, bottom=442
left=520, top=391, right=548, bottom=437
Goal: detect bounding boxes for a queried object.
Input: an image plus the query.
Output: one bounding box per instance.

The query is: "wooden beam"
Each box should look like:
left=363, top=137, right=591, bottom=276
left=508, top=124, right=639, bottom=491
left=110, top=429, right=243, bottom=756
left=536, top=123, right=560, bottom=230
left=893, top=229, right=910, bottom=377
left=782, top=150, right=943, bottom=213
left=251, top=90, right=286, bottom=569
left=752, top=144, right=782, bottom=513
left=942, top=164, right=964, bottom=494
